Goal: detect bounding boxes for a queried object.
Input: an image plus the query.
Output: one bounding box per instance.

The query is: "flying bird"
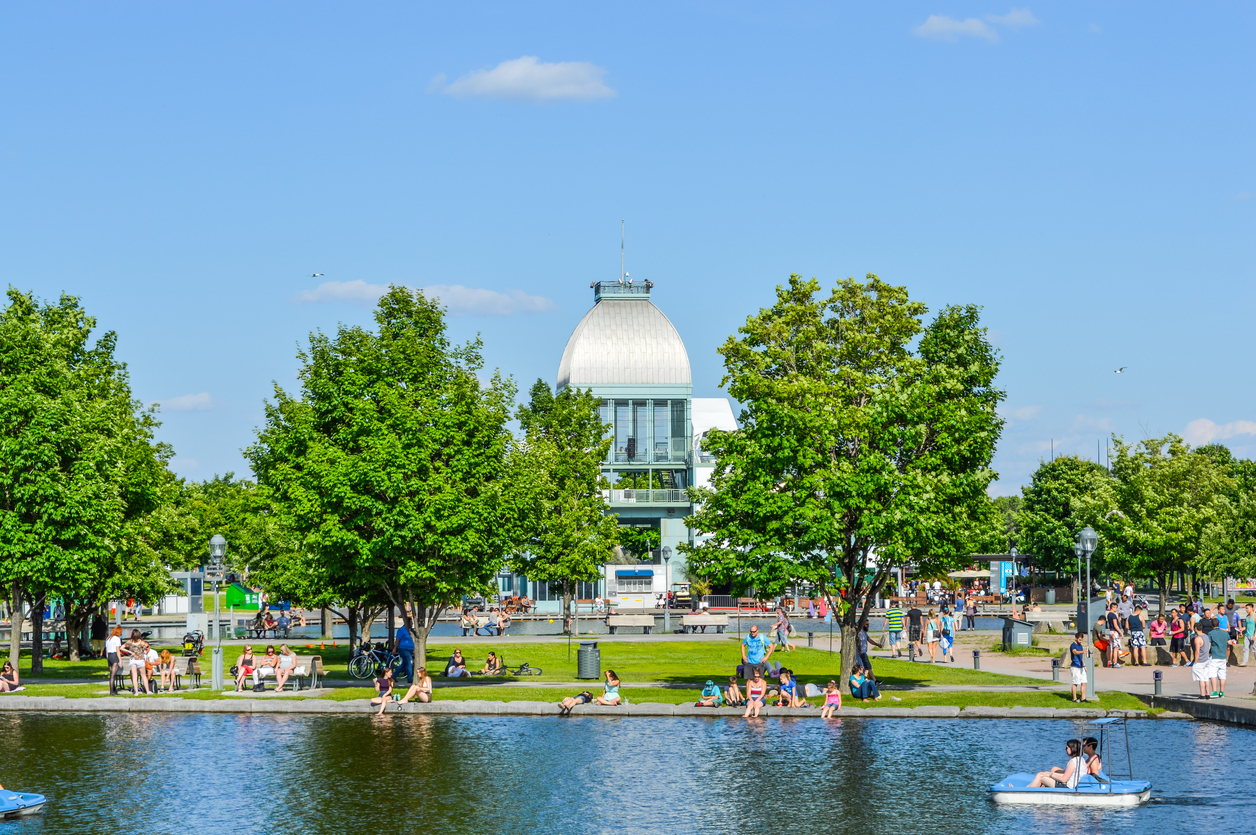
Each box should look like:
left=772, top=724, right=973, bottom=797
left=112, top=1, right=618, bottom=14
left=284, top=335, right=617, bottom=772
left=1114, top=367, right=1127, bottom=374
left=310, top=273, right=324, bottom=277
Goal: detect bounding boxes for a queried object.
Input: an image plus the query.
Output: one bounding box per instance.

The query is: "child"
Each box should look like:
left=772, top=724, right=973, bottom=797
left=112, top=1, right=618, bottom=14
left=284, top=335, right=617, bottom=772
left=725, top=676, right=744, bottom=707
left=820, top=679, right=842, bottom=718
left=697, top=679, right=723, bottom=707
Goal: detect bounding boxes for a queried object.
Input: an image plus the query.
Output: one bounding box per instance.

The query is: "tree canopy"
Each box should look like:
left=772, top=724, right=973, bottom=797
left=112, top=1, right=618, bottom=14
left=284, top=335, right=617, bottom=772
left=684, top=274, right=1003, bottom=690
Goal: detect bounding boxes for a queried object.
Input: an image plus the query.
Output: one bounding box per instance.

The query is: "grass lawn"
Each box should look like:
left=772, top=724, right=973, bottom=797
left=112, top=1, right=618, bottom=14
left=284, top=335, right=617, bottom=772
left=7, top=639, right=1047, bottom=687
left=6, top=681, right=1151, bottom=712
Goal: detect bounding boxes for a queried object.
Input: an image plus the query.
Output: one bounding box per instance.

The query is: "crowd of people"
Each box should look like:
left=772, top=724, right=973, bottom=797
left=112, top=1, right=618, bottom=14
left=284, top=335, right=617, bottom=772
left=104, top=628, right=179, bottom=695
left=882, top=600, right=964, bottom=662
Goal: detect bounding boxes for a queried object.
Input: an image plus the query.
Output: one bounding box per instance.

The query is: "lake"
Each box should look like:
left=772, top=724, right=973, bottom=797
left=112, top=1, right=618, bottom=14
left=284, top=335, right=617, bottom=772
left=0, top=713, right=1247, bottom=834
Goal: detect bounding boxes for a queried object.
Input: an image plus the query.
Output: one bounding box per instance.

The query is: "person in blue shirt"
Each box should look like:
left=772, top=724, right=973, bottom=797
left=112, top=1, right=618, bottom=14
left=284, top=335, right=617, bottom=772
left=741, top=625, right=773, bottom=680
left=1069, top=632, right=1088, bottom=702
left=395, top=625, right=415, bottom=683
left=698, top=679, right=723, bottom=707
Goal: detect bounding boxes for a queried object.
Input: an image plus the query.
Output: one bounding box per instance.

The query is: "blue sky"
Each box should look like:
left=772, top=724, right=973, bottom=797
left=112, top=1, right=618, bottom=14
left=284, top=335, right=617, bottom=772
left=1, top=2, right=1252, bottom=494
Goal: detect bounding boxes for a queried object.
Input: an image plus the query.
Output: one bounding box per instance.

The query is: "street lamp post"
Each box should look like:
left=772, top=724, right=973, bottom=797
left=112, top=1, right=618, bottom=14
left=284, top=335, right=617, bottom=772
left=208, top=534, right=227, bottom=691
left=662, top=547, right=672, bottom=634
left=1075, top=526, right=1098, bottom=701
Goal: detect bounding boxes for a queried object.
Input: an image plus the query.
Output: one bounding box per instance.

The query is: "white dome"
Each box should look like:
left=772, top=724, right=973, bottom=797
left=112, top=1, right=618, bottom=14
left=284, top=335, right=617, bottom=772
left=557, top=298, right=692, bottom=388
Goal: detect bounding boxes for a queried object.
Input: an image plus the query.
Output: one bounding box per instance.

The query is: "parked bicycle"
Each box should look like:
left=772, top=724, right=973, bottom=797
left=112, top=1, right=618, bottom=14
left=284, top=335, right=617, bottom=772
left=348, top=640, right=402, bottom=679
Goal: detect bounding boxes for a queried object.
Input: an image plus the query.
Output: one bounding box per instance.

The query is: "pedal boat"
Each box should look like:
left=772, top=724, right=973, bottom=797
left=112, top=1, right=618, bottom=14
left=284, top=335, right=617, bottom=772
left=989, top=772, right=1151, bottom=806
left=989, top=717, right=1151, bottom=807
left=0, top=790, right=46, bottom=818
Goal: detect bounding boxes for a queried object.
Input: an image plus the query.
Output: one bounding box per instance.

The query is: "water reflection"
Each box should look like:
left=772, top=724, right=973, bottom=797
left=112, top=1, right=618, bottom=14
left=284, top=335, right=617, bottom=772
left=0, top=714, right=1248, bottom=834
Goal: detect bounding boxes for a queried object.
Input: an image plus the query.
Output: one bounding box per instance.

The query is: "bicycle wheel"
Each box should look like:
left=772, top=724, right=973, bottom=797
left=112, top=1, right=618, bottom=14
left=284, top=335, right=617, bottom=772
left=386, top=653, right=403, bottom=672
left=348, top=654, right=373, bottom=679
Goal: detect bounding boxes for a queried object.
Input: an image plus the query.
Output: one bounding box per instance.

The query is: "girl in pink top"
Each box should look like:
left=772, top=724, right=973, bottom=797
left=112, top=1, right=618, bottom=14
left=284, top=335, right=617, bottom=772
left=820, top=679, right=842, bottom=718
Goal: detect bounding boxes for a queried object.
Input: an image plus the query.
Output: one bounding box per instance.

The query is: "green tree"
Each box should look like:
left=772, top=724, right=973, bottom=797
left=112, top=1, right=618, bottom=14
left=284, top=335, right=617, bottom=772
left=990, top=495, right=1023, bottom=550
left=1196, top=448, right=1256, bottom=588
left=0, top=289, right=185, bottom=666
left=1098, top=434, right=1231, bottom=616
left=512, top=379, right=618, bottom=631
left=684, top=274, right=1003, bottom=691
left=616, top=525, right=660, bottom=562
left=247, top=286, right=525, bottom=670
left=1017, top=456, right=1114, bottom=599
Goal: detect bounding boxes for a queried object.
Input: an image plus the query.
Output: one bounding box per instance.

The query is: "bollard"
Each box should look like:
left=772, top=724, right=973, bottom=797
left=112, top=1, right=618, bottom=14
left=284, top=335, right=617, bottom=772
left=1154, top=669, right=1162, bottom=697
left=973, top=649, right=981, bottom=670
left=1052, top=658, right=1060, bottom=682
left=909, top=644, right=915, bottom=663
left=807, top=631, right=814, bottom=648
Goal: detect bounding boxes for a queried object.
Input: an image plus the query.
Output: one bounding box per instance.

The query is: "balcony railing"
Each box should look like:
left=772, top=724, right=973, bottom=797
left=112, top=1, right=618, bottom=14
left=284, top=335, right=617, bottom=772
left=604, top=489, right=689, bottom=505
left=612, top=437, right=690, bottom=465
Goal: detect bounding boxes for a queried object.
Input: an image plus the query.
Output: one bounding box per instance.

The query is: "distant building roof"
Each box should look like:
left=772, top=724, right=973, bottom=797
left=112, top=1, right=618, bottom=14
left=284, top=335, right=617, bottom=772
left=557, top=283, right=691, bottom=389
left=692, top=398, right=738, bottom=437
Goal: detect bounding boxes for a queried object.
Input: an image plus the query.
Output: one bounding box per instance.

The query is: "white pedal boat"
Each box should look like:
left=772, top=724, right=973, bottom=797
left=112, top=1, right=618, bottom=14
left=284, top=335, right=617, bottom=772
left=0, top=790, right=46, bottom=818
left=989, top=772, right=1151, bottom=806
left=990, top=717, right=1151, bottom=807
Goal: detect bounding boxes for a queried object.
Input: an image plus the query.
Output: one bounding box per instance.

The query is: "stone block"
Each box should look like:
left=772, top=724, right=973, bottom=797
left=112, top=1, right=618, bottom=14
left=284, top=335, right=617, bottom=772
left=861, top=707, right=912, bottom=717
left=911, top=706, right=961, bottom=718
left=1106, top=709, right=1148, bottom=719
left=628, top=702, right=676, bottom=716
left=960, top=706, right=1011, bottom=717
left=1008, top=707, right=1056, bottom=719
left=501, top=700, right=557, bottom=716
left=569, top=704, right=628, bottom=717
left=1054, top=708, right=1107, bottom=718
left=1153, top=711, right=1193, bottom=720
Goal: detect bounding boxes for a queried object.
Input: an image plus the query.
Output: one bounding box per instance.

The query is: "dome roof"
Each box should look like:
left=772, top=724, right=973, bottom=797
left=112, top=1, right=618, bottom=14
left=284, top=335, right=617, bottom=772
left=558, top=297, right=692, bottom=388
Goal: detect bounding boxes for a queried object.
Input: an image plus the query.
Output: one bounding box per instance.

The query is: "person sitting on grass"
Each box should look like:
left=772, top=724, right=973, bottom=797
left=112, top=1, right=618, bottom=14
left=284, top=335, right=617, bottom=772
left=387, top=667, right=434, bottom=713
left=0, top=660, right=20, bottom=693
left=558, top=689, right=594, bottom=715
left=370, top=667, right=395, bottom=710
left=724, top=676, right=744, bottom=707
left=1028, top=739, right=1084, bottom=788
left=849, top=665, right=881, bottom=702
left=819, top=680, right=842, bottom=718
left=595, top=669, right=622, bottom=705
left=477, top=652, right=504, bottom=675
left=742, top=669, right=767, bottom=718
left=697, top=680, right=723, bottom=707
left=445, top=648, right=471, bottom=678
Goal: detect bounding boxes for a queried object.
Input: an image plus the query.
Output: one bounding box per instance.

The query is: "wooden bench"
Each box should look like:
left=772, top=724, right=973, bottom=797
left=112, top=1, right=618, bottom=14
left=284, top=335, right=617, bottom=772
left=607, top=615, right=655, bottom=635
left=681, top=614, right=730, bottom=634
left=249, top=655, right=324, bottom=690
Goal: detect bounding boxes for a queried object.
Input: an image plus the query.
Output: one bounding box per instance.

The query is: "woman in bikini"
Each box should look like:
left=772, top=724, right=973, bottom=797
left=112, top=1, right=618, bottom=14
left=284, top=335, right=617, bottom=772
left=388, top=666, right=433, bottom=713
left=743, top=670, right=767, bottom=718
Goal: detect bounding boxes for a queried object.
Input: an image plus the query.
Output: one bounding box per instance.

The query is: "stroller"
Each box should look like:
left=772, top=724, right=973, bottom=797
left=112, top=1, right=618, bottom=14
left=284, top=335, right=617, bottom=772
left=182, top=630, right=204, bottom=657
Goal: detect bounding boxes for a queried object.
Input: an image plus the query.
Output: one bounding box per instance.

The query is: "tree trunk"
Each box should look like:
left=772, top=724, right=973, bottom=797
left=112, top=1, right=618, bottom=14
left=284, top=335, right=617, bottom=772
left=8, top=580, right=22, bottom=668
left=400, top=589, right=446, bottom=682
left=30, top=591, right=46, bottom=675
left=358, top=606, right=381, bottom=646
left=387, top=603, right=395, bottom=649
left=346, top=606, right=359, bottom=650
left=1158, top=573, right=1167, bottom=618
left=66, top=605, right=91, bottom=663
left=838, top=623, right=857, bottom=695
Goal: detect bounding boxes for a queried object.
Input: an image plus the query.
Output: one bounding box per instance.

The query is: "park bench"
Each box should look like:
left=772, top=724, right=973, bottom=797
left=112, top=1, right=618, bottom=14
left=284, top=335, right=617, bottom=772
left=249, top=655, right=324, bottom=691
left=681, top=613, right=730, bottom=634
left=607, top=614, right=655, bottom=635
left=110, top=656, right=202, bottom=692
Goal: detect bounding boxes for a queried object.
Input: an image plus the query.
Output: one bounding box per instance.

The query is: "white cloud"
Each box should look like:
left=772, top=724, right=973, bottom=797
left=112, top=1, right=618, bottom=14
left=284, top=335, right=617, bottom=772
left=987, top=9, right=1040, bottom=27
left=293, top=279, right=388, bottom=304
left=292, top=280, right=555, bottom=316
left=423, top=284, right=557, bottom=316
left=433, top=56, right=616, bottom=102
left=162, top=392, right=212, bottom=411
left=999, top=404, right=1042, bottom=421
left=1072, top=414, right=1113, bottom=432
left=913, top=15, right=999, bottom=42
left=1184, top=418, right=1256, bottom=447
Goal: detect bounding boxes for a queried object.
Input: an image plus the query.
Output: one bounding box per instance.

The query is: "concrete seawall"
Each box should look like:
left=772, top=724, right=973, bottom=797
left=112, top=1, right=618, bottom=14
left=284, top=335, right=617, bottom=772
left=0, top=696, right=1182, bottom=720
left=1137, top=694, right=1256, bottom=728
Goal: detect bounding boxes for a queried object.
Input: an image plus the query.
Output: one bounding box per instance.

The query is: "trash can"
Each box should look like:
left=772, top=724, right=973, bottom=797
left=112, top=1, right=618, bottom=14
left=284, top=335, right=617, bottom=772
left=1001, top=618, right=1034, bottom=651
left=1045, top=589, right=1056, bottom=605
left=577, top=641, right=601, bottom=680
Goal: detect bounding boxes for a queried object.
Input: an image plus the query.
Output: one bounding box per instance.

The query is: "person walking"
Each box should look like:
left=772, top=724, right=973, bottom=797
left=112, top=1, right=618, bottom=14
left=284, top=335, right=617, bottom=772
left=883, top=601, right=905, bottom=658
left=924, top=609, right=939, bottom=663
left=964, top=596, right=977, bottom=631
left=775, top=609, right=796, bottom=652
left=394, top=622, right=415, bottom=683
left=857, top=619, right=874, bottom=675
left=906, top=602, right=924, bottom=660
left=939, top=608, right=955, bottom=662
left=1207, top=616, right=1232, bottom=698
left=1127, top=605, right=1148, bottom=666
left=105, top=626, right=123, bottom=695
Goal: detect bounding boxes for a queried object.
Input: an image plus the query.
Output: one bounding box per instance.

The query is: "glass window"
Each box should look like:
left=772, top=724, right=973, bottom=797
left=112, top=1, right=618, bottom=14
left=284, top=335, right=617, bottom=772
left=631, top=400, right=647, bottom=461
left=654, top=401, right=670, bottom=461
left=615, top=400, right=630, bottom=462
left=670, top=401, right=687, bottom=459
